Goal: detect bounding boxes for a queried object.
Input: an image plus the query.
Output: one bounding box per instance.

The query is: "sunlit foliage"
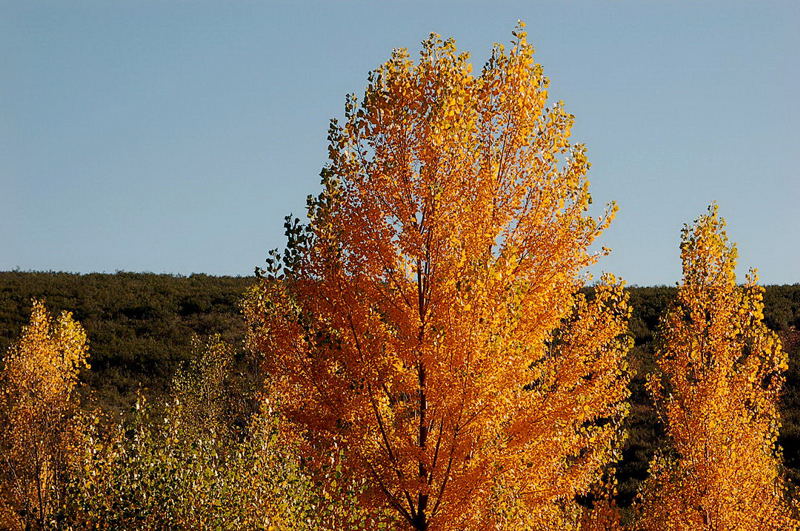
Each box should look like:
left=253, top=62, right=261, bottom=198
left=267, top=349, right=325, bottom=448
left=245, top=25, right=631, bottom=530
left=637, top=205, right=796, bottom=529
left=0, top=300, right=89, bottom=529
left=64, top=335, right=379, bottom=529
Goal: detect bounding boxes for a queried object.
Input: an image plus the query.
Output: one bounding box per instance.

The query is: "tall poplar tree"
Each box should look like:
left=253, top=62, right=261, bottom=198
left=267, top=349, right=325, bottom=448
left=638, top=205, right=795, bottom=530
left=246, top=25, right=631, bottom=530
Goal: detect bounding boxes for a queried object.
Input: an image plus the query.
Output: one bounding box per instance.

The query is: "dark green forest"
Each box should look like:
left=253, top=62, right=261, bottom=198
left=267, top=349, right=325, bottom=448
left=0, top=272, right=252, bottom=412
left=1, top=271, right=799, bottom=506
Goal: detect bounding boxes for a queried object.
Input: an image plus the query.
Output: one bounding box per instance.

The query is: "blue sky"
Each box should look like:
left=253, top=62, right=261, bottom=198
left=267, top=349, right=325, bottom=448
left=2, top=1, right=798, bottom=285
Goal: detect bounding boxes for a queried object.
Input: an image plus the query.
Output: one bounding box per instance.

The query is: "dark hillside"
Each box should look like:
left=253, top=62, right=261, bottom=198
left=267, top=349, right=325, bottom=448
left=1, top=271, right=798, bottom=503
left=0, top=271, right=254, bottom=411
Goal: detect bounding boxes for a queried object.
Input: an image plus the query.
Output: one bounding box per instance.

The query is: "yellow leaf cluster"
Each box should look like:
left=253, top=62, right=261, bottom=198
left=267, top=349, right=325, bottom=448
left=637, top=205, right=796, bottom=530
left=0, top=300, right=90, bottom=529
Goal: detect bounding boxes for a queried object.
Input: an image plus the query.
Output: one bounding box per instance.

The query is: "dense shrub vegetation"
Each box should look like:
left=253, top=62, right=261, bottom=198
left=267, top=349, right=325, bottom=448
left=2, top=271, right=798, bottom=514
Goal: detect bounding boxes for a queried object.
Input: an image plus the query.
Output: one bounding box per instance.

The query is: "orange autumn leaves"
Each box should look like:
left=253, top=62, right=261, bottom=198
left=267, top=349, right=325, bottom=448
left=244, top=27, right=796, bottom=530
left=245, top=26, right=631, bottom=529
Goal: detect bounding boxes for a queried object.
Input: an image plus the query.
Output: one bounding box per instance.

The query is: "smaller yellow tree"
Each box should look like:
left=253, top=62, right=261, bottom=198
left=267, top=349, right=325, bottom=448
left=171, top=335, right=235, bottom=437
left=638, top=205, right=795, bottom=530
left=0, top=300, right=90, bottom=529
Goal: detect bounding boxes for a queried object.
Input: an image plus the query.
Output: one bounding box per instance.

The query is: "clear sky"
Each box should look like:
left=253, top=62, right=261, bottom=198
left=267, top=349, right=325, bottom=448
left=2, top=1, right=798, bottom=285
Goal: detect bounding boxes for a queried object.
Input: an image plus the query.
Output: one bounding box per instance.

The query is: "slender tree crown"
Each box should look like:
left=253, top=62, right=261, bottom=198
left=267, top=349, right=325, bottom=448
left=638, top=205, right=795, bottom=530
left=0, top=300, right=90, bottom=528
left=245, top=25, right=631, bottom=530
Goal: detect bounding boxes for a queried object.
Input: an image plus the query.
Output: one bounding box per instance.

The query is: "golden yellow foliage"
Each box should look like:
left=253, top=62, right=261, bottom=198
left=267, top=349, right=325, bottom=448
left=246, top=25, right=631, bottom=530
left=637, top=205, right=796, bottom=530
left=0, top=299, right=90, bottom=529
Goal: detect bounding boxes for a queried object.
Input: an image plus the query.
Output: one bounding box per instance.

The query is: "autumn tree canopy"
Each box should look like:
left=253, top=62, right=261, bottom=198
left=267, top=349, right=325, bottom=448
left=638, top=205, right=795, bottom=530
left=245, top=25, right=632, bottom=530
left=0, top=300, right=90, bottom=529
